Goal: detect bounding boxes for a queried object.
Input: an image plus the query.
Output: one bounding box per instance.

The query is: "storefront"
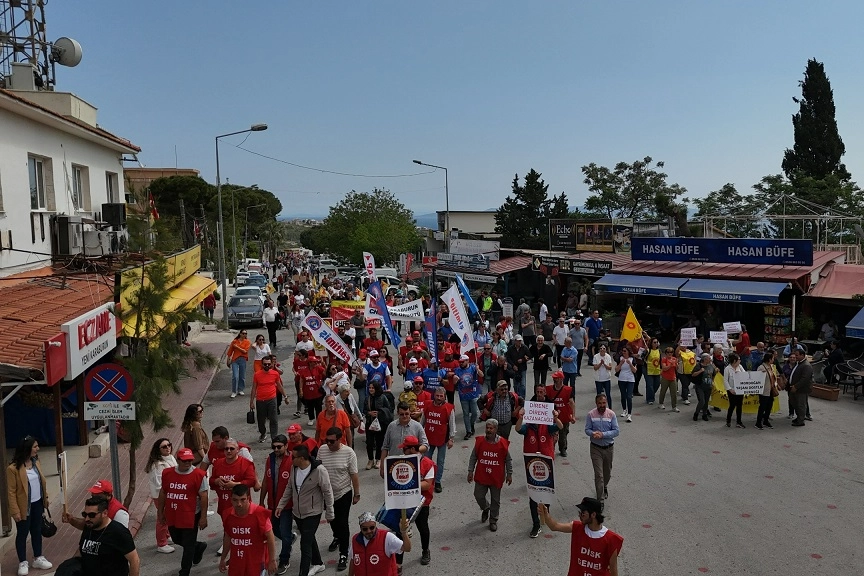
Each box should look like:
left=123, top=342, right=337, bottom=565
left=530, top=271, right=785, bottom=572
left=431, top=255, right=532, bottom=297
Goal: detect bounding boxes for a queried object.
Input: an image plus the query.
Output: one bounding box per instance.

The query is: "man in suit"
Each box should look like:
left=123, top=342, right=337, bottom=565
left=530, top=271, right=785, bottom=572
left=788, top=348, right=813, bottom=427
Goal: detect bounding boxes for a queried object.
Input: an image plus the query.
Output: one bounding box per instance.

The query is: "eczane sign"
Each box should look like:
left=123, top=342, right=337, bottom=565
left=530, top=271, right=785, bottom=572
left=61, top=304, right=117, bottom=380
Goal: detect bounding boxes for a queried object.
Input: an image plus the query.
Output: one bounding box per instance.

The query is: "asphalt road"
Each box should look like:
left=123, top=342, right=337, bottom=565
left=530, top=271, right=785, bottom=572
left=136, top=337, right=864, bottom=576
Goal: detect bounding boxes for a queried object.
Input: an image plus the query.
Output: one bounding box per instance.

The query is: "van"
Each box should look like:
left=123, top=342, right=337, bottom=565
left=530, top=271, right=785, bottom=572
left=317, top=259, right=339, bottom=272
left=248, top=263, right=262, bottom=275
left=361, top=267, right=399, bottom=279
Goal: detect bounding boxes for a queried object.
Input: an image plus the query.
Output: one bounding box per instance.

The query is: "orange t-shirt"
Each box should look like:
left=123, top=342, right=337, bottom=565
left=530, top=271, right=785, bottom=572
left=661, top=356, right=678, bottom=381
left=253, top=369, right=280, bottom=401
left=228, top=338, right=251, bottom=362
left=315, top=410, right=352, bottom=446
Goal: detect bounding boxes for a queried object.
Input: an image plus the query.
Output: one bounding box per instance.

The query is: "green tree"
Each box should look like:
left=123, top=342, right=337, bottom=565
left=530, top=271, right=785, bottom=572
left=494, top=169, right=569, bottom=249
left=692, top=183, right=762, bottom=238
left=307, top=189, right=420, bottom=263
left=782, top=58, right=851, bottom=186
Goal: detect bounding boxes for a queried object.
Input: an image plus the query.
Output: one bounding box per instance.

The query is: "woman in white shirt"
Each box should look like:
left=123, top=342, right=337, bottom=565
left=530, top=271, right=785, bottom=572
left=593, top=344, right=614, bottom=403
left=145, top=437, right=177, bottom=553
left=723, top=352, right=747, bottom=428
left=252, top=334, right=272, bottom=372
left=616, top=347, right=636, bottom=422
left=290, top=304, right=304, bottom=337
left=323, top=363, right=349, bottom=396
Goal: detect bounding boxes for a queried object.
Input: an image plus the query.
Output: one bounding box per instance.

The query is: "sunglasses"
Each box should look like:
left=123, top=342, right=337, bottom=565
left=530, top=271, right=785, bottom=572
left=325, top=439, right=339, bottom=445
left=360, top=525, right=376, bottom=532
left=225, top=447, right=237, bottom=452
left=271, top=444, right=285, bottom=450
left=262, top=365, right=272, bottom=368
left=81, top=511, right=101, bottom=519
left=160, top=443, right=172, bottom=449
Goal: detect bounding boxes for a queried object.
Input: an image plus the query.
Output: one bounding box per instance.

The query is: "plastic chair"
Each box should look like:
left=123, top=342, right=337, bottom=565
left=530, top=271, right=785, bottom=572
left=835, top=364, right=863, bottom=400
left=811, top=361, right=827, bottom=384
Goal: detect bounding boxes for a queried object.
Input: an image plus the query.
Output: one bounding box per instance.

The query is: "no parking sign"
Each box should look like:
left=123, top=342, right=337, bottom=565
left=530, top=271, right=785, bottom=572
left=84, top=363, right=134, bottom=402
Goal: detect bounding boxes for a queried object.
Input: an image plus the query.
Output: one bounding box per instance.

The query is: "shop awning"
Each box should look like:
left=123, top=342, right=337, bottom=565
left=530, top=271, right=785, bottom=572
left=678, top=279, right=788, bottom=304
left=122, top=274, right=216, bottom=337
left=593, top=274, right=688, bottom=297
left=847, top=307, right=864, bottom=339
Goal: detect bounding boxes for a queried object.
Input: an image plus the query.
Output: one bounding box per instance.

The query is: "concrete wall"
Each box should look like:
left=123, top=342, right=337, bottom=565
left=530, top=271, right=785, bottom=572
left=437, top=211, right=497, bottom=235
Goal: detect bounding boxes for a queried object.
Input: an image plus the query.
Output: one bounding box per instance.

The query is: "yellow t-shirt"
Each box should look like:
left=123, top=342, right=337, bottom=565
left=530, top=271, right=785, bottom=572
left=679, top=349, right=696, bottom=375
left=646, top=348, right=662, bottom=376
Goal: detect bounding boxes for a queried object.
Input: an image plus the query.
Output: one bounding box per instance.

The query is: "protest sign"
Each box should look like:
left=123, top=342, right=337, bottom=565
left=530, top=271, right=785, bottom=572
left=365, top=293, right=425, bottom=321
left=680, top=327, right=697, bottom=342
left=302, top=311, right=356, bottom=365
left=524, top=454, right=556, bottom=504
left=709, top=331, right=728, bottom=344
left=442, top=284, right=475, bottom=354
left=383, top=454, right=422, bottom=510
left=723, top=321, right=742, bottom=334
left=710, top=372, right=779, bottom=413
left=730, top=371, right=766, bottom=395
left=522, top=401, right=554, bottom=426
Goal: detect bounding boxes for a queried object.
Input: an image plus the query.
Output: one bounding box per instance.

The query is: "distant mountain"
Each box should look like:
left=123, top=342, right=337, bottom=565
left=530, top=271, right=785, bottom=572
left=414, top=212, right=439, bottom=228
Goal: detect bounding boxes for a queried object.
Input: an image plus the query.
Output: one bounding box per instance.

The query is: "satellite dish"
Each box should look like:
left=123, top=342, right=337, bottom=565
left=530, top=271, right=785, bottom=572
left=51, top=37, right=83, bottom=67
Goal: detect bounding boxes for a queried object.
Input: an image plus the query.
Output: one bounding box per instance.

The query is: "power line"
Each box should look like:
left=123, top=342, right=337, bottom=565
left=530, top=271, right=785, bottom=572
left=232, top=144, right=437, bottom=178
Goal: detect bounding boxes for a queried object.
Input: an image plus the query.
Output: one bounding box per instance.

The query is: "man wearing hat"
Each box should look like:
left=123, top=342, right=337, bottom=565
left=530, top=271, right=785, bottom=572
left=347, top=512, right=411, bottom=576
left=409, top=376, right=432, bottom=421
left=286, top=423, right=319, bottom=460
left=157, top=448, right=209, bottom=576
left=404, top=357, right=423, bottom=385
left=396, top=436, right=435, bottom=567
left=538, top=498, right=623, bottom=576
left=467, top=419, right=512, bottom=532
left=423, top=387, right=456, bottom=494
left=506, top=334, right=530, bottom=399
left=546, top=370, right=576, bottom=457
left=455, top=353, right=483, bottom=440
left=397, top=336, right=415, bottom=376
left=355, top=349, right=392, bottom=394
left=63, top=479, right=130, bottom=530
left=258, top=435, right=294, bottom=575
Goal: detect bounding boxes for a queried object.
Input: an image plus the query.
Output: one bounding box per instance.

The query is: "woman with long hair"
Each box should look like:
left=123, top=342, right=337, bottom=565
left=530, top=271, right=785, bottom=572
left=491, top=331, right=508, bottom=358
left=365, top=381, right=394, bottom=470
left=252, top=334, right=272, bottom=373
left=290, top=304, right=304, bottom=338
left=378, top=346, right=393, bottom=371
left=723, top=352, right=747, bottom=428
left=145, top=437, right=177, bottom=553
left=6, top=436, right=52, bottom=574
left=227, top=329, right=251, bottom=398
left=323, top=362, right=349, bottom=396
left=616, top=347, right=636, bottom=422
left=756, top=351, right=779, bottom=430
left=181, top=404, right=207, bottom=464
left=644, top=337, right=662, bottom=405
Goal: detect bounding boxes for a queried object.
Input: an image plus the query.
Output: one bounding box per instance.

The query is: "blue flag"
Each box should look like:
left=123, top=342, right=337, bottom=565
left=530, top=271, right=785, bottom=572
left=455, top=274, right=479, bottom=316
left=424, top=298, right=438, bottom=360
left=367, top=281, right=401, bottom=348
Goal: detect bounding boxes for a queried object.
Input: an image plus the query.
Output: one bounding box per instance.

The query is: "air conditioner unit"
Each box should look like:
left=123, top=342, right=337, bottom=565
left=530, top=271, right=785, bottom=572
left=102, top=203, right=127, bottom=229
left=83, top=230, right=111, bottom=256
left=51, top=215, right=84, bottom=256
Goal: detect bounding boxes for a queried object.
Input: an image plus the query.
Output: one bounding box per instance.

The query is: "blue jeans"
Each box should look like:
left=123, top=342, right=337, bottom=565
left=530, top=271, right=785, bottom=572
left=231, top=357, right=247, bottom=394
left=563, top=372, right=577, bottom=387
left=15, top=497, right=43, bottom=562
left=356, top=387, right=368, bottom=418
left=644, top=374, right=660, bottom=403
left=271, top=509, right=295, bottom=564
left=594, top=380, right=611, bottom=403
left=618, top=381, right=633, bottom=414
left=513, top=370, right=527, bottom=398
left=427, top=444, right=447, bottom=484
left=460, top=397, right=478, bottom=435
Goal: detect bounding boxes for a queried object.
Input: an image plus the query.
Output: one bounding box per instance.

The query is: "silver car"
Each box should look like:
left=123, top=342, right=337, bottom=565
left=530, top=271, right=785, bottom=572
left=227, top=296, right=264, bottom=329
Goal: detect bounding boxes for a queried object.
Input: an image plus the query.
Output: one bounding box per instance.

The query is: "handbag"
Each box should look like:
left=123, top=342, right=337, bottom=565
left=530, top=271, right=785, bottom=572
left=368, top=417, right=381, bottom=432
left=41, top=509, right=57, bottom=538
left=246, top=410, right=255, bottom=424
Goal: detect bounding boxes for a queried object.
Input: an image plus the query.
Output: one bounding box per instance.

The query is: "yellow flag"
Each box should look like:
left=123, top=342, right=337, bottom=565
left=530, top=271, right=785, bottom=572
left=620, top=307, right=643, bottom=343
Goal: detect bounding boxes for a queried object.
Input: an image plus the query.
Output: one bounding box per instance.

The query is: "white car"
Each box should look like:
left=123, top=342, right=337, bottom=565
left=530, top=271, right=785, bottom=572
left=234, top=286, right=266, bottom=304
left=378, top=275, right=420, bottom=299
left=234, top=271, right=250, bottom=287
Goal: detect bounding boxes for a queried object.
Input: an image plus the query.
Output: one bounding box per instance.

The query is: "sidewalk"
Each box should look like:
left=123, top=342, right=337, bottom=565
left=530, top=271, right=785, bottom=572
left=0, top=324, right=233, bottom=575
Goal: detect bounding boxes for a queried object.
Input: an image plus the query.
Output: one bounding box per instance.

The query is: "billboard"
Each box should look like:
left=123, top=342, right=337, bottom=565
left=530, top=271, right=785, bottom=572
left=549, top=219, right=633, bottom=253
left=631, top=238, right=813, bottom=266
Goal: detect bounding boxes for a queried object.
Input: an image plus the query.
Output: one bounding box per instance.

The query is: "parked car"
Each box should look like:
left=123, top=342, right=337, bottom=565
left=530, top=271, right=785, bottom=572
left=245, top=275, right=269, bottom=293
left=227, top=296, right=264, bottom=329
left=235, top=286, right=266, bottom=304
left=234, top=271, right=250, bottom=287
left=378, top=275, right=420, bottom=299
left=317, top=259, right=339, bottom=272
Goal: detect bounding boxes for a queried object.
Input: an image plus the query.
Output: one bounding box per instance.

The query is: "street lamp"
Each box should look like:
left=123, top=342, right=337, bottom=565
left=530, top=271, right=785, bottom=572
left=244, top=203, right=266, bottom=261
left=216, top=124, right=268, bottom=321
left=413, top=159, right=449, bottom=252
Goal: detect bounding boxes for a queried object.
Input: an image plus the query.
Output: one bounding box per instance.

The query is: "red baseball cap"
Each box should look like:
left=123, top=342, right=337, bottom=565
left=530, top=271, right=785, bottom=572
left=286, top=424, right=303, bottom=434
left=413, top=376, right=424, bottom=383
left=398, top=435, right=421, bottom=449
left=413, top=344, right=422, bottom=351
left=89, top=479, right=113, bottom=494
left=552, top=370, right=565, bottom=379
left=177, top=448, right=195, bottom=461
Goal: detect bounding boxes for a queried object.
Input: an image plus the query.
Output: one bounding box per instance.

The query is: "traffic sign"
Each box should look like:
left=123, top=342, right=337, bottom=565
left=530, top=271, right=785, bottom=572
left=84, top=363, right=134, bottom=402
left=84, top=402, right=136, bottom=421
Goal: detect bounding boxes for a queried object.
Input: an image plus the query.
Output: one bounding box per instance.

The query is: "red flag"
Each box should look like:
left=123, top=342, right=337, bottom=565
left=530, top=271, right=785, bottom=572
left=149, top=193, right=160, bottom=220
left=194, top=220, right=201, bottom=239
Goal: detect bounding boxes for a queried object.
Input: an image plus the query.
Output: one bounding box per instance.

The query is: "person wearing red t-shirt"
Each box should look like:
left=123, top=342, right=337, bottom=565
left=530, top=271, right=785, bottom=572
left=539, top=497, right=623, bottom=576
left=399, top=436, right=436, bottom=567
left=250, top=358, right=287, bottom=443
left=410, top=377, right=432, bottom=421
left=219, top=485, right=277, bottom=576
left=467, top=419, right=512, bottom=533
left=515, top=384, right=563, bottom=539
left=199, top=427, right=254, bottom=471
left=286, top=424, right=319, bottom=460
left=297, top=356, right=327, bottom=426
left=397, top=337, right=415, bottom=376
left=292, top=348, right=311, bottom=418
left=658, top=347, right=680, bottom=412
left=546, top=370, right=576, bottom=457
left=438, top=350, right=459, bottom=405
left=209, top=440, right=258, bottom=517
left=362, top=328, right=384, bottom=354
left=158, top=448, right=209, bottom=576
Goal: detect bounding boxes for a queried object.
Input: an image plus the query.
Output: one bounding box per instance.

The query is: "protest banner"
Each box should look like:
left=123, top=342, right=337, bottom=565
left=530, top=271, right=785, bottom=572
left=710, top=372, right=779, bottom=413
left=441, top=284, right=475, bottom=354
left=680, top=327, right=697, bottom=342
left=524, top=454, right=556, bottom=504
left=302, top=311, right=356, bottom=365
left=330, top=300, right=380, bottom=329
left=383, top=454, right=422, bottom=510
left=455, top=274, right=480, bottom=316
left=365, top=293, right=425, bottom=322
left=363, top=252, right=377, bottom=280
left=424, top=298, right=438, bottom=360
left=522, top=401, right=554, bottom=426
left=368, top=281, right=401, bottom=348
left=723, top=321, right=743, bottom=334
left=709, top=331, right=728, bottom=344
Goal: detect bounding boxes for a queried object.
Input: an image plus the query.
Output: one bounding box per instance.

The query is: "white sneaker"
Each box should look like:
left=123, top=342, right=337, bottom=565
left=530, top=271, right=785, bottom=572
left=683, top=399, right=691, bottom=405
left=230, top=392, right=237, bottom=398
left=308, top=565, right=326, bottom=576
left=18, top=561, right=29, bottom=576
left=31, top=557, right=52, bottom=570
left=619, top=410, right=627, bottom=418
left=659, top=404, right=666, bottom=410
left=157, top=545, right=175, bottom=554
left=239, top=390, right=245, bottom=395
left=672, top=407, right=680, bottom=413
left=626, top=414, right=632, bottom=422
left=308, top=420, right=315, bottom=427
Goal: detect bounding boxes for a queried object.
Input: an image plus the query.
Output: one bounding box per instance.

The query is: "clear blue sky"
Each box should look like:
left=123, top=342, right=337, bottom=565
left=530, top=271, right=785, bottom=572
left=49, top=0, right=864, bottom=218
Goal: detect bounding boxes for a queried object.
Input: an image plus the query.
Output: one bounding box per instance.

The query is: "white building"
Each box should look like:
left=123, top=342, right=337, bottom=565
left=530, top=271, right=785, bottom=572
left=0, top=87, right=140, bottom=276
